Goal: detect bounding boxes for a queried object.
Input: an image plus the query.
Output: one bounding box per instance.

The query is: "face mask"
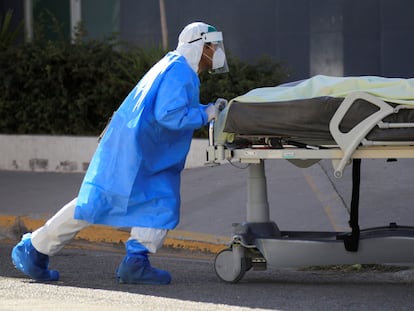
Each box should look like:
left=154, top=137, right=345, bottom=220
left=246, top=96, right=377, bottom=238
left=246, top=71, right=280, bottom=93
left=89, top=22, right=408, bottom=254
left=212, top=47, right=226, bottom=70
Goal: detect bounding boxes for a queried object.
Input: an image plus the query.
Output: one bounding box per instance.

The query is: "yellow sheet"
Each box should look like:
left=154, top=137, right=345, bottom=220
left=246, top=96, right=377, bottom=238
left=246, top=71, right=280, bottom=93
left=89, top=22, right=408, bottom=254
left=233, top=75, right=414, bottom=105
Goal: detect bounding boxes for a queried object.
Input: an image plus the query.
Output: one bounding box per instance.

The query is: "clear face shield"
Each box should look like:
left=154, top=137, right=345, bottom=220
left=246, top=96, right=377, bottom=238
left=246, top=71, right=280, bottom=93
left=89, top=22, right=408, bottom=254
left=201, top=32, right=229, bottom=74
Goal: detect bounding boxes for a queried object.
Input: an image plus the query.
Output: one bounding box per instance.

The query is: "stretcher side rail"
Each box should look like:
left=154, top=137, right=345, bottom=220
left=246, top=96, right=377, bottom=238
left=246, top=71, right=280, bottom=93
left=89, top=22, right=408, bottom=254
left=329, top=91, right=414, bottom=177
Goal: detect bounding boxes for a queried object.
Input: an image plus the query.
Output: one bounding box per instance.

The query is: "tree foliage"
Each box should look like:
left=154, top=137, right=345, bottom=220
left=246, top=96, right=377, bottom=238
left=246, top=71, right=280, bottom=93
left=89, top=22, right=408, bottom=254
left=0, top=13, right=288, bottom=137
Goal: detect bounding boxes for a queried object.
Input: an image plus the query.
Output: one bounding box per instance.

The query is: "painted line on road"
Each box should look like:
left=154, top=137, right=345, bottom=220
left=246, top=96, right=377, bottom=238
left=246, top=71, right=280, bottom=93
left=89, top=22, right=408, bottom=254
left=302, top=164, right=350, bottom=232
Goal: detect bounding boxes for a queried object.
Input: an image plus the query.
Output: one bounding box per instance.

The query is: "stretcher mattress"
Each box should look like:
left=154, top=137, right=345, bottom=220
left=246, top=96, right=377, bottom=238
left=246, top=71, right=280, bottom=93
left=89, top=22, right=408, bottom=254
left=221, top=75, right=414, bottom=143
left=225, top=96, right=414, bottom=142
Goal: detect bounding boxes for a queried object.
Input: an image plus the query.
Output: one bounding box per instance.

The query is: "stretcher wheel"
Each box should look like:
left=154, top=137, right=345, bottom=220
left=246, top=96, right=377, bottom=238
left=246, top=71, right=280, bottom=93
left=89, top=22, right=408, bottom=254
left=214, top=247, right=248, bottom=283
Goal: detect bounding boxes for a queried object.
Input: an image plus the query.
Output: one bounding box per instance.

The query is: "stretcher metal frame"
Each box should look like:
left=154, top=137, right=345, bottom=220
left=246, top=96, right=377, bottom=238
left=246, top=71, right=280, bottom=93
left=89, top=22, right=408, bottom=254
left=206, top=92, right=414, bottom=283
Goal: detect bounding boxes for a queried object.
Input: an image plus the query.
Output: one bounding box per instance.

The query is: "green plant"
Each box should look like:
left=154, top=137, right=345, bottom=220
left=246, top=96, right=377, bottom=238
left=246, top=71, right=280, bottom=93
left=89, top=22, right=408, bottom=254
left=0, top=14, right=288, bottom=138
left=0, top=9, right=23, bottom=48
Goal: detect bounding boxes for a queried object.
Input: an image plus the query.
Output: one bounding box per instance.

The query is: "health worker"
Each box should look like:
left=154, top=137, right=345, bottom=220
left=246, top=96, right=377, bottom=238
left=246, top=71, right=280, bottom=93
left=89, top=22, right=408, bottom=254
left=11, top=21, right=228, bottom=285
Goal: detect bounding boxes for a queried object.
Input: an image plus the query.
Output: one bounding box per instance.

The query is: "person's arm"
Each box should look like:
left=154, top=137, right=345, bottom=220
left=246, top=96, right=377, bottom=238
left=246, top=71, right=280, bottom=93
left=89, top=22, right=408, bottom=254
left=154, top=64, right=207, bottom=130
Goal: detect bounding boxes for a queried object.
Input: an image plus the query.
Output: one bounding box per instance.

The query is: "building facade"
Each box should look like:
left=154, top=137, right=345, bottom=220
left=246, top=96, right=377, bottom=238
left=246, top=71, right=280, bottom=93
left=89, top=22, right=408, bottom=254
left=2, top=0, right=414, bottom=82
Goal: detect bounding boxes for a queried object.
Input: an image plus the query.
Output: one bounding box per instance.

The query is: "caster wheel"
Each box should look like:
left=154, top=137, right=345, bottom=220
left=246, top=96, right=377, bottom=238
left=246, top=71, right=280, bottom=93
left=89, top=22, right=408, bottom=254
left=214, top=247, right=247, bottom=283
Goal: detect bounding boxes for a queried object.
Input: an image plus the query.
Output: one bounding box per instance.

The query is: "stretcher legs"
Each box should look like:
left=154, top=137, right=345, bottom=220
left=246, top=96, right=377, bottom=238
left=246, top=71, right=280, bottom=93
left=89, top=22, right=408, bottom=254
left=214, top=161, right=278, bottom=283
left=247, top=161, right=270, bottom=223
left=214, top=159, right=414, bottom=283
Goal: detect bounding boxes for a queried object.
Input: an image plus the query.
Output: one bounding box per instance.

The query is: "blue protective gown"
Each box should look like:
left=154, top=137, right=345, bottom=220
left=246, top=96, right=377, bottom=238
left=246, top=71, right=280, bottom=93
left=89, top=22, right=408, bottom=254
left=74, top=52, right=208, bottom=229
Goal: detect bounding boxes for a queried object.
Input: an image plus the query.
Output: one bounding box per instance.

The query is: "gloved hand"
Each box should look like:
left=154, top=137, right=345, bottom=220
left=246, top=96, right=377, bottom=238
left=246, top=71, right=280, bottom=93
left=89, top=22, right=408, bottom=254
left=205, top=103, right=219, bottom=122
left=205, top=98, right=228, bottom=122
left=214, top=98, right=228, bottom=111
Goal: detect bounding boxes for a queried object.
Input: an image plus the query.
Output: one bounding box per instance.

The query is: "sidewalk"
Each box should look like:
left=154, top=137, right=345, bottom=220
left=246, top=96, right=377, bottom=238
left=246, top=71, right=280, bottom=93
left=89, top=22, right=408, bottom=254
left=0, top=135, right=209, bottom=172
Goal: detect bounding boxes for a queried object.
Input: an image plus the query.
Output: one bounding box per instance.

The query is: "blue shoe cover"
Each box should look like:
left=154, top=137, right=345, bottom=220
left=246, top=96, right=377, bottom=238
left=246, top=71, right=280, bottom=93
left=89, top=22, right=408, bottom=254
left=11, top=233, right=59, bottom=281
left=116, top=254, right=171, bottom=285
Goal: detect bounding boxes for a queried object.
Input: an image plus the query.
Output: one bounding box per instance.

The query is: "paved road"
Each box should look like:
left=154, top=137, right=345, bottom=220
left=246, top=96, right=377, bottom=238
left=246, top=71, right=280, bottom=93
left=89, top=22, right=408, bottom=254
left=1, top=240, right=414, bottom=311
left=1, top=158, right=414, bottom=236
left=1, top=159, right=414, bottom=310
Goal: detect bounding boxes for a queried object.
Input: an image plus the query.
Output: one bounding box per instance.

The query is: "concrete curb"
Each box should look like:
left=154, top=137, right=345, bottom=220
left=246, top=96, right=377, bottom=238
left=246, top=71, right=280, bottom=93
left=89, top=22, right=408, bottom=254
left=0, top=135, right=209, bottom=172
left=0, top=215, right=230, bottom=254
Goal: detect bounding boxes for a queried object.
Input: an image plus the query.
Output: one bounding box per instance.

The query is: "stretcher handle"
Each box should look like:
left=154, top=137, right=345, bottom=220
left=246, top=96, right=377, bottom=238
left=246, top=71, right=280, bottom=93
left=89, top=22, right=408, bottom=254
left=206, top=99, right=228, bottom=164
left=208, top=98, right=228, bottom=147
left=329, top=92, right=394, bottom=178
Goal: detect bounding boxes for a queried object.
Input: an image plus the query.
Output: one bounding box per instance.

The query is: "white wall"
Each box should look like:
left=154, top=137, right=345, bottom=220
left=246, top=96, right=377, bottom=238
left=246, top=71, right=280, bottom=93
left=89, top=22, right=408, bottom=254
left=0, top=135, right=208, bottom=172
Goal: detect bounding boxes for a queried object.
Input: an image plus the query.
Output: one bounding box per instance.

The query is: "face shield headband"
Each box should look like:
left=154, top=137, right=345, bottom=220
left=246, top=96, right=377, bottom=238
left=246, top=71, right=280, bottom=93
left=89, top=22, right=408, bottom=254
left=189, top=31, right=229, bottom=74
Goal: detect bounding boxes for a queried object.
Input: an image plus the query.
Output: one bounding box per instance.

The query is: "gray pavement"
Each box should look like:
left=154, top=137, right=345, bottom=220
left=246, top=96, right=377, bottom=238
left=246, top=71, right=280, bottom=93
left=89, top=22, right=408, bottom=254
left=1, top=159, right=414, bottom=310
left=1, top=158, right=414, bottom=236
left=1, top=240, right=414, bottom=311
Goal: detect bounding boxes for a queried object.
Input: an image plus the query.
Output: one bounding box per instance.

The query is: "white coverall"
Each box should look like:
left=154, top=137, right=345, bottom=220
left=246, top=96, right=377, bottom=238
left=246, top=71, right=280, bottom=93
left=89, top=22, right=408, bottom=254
left=31, top=198, right=167, bottom=255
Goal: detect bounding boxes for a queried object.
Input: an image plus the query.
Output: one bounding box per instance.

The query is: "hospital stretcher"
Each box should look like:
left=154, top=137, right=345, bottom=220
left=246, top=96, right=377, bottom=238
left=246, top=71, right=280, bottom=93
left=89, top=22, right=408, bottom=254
left=206, top=81, right=414, bottom=283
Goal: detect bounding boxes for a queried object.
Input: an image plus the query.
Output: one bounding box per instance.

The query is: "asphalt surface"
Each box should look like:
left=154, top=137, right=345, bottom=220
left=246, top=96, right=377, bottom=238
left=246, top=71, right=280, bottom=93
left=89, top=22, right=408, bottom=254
left=1, top=158, right=414, bottom=310
left=1, top=240, right=414, bottom=311
left=2, top=158, right=414, bottom=235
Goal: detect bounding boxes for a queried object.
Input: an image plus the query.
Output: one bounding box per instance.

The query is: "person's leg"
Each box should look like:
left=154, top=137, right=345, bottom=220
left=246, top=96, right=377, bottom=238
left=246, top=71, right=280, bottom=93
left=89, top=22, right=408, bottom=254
left=129, top=227, right=168, bottom=254
left=116, top=227, right=171, bottom=285
left=11, top=198, right=90, bottom=281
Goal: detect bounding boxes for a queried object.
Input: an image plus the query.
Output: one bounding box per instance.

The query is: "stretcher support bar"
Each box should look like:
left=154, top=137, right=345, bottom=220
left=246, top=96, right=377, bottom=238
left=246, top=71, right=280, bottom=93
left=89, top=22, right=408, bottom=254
left=246, top=160, right=270, bottom=223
